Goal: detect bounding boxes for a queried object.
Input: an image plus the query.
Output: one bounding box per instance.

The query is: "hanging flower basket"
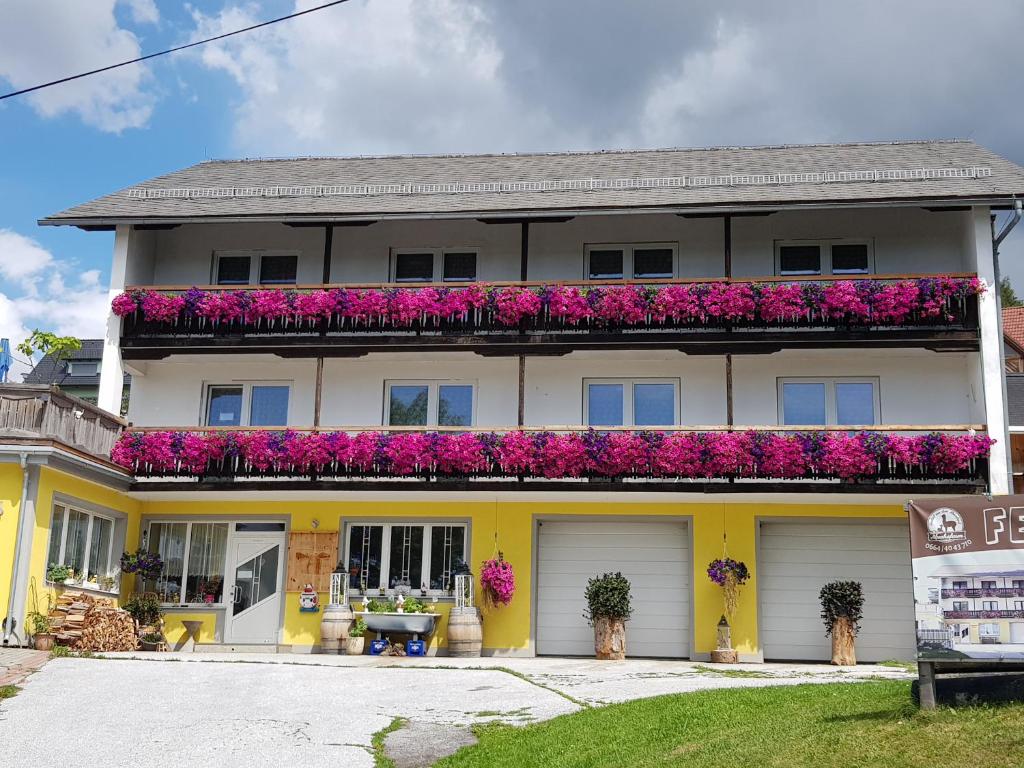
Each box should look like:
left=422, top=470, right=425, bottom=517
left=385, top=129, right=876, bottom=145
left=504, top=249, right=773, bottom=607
left=120, top=549, right=164, bottom=582
left=480, top=554, right=515, bottom=608
left=707, top=558, right=750, bottom=621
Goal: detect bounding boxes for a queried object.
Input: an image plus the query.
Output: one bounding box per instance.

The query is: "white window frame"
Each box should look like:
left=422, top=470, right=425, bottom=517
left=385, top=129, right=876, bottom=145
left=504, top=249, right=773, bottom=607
left=46, top=502, right=119, bottom=593
left=389, top=248, right=479, bottom=283
left=212, top=250, right=300, bottom=286
left=980, top=623, right=1001, bottom=636
left=143, top=520, right=234, bottom=608
left=343, top=521, right=468, bottom=598
left=777, top=377, right=881, bottom=426
left=774, top=239, right=874, bottom=277
left=584, top=242, right=679, bottom=280
left=202, top=381, right=292, bottom=427
left=67, top=361, right=101, bottom=376
left=583, top=377, right=681, bottom=427
left=981, top=580, right=998, bottom=589
left=1015, top=601, right=1024, bottom=611
left=383, top=379, right=477, bottom=427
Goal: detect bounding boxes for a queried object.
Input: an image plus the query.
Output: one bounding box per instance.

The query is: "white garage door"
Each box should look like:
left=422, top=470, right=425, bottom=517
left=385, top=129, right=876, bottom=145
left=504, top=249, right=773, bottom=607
left=759, top=520, right=916, bottom=662
left=536, top=520, right=690, bottom=658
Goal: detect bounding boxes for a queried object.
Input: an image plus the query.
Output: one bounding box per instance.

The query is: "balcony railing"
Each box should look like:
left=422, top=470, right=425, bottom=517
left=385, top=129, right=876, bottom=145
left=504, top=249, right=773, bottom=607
left=114, top=425, right=990, bottom=490
left=942, top=588, right=1024, bottom=598
left=944, top=610, right=1024, bottom=620
left=0, top=384, right=125, bottom=460
left=114, top=274, right=983, bottom=355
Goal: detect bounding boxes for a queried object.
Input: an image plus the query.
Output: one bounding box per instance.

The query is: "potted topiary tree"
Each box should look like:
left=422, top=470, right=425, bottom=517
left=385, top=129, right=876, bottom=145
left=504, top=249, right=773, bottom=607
left=584, top=572, right=632, bottom=660
left=820, top=580, right=865, bottom=665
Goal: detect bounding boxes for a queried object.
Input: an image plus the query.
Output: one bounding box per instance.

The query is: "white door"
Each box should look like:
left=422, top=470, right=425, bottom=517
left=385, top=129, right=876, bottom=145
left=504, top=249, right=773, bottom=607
left=759, top=520, right=916, bottom=662
left=1011, top=623, right=1024, bottom=643
left=225, top=534, right=286, bottom=644
left=535, top=520, right=690, bottom=658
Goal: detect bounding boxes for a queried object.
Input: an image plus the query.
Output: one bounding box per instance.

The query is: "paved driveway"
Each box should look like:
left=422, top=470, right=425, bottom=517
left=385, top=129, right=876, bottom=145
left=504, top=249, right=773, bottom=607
left=0, top=654, right=912, bottom=768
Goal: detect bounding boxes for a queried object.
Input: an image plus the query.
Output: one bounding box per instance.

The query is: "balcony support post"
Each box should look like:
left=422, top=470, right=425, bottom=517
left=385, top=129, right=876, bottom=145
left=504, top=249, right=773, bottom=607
left=322, top=224, right=334, bottom=282
left=723, top=214, right=732, bottom=278
left=313, top=358, right=324, bottom=428
left=518, top=356, right=526, bottom=426
left=98, top=225, right=130, bottom=414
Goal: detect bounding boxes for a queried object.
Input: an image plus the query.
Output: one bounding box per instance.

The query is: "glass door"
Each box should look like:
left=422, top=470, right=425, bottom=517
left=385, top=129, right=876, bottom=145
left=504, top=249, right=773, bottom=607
left=224, top=533, right=285, bottom=644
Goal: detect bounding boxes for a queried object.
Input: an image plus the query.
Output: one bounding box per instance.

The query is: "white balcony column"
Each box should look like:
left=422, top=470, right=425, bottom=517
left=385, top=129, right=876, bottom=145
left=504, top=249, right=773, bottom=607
left=968, top=206, right=1011, bottom=494
left=97, top=224, right=130, bottom=415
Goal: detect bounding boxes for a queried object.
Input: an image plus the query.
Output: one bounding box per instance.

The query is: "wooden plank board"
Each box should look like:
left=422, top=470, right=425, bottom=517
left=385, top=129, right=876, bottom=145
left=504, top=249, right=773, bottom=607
left=286, top=531, right=338, bottom=592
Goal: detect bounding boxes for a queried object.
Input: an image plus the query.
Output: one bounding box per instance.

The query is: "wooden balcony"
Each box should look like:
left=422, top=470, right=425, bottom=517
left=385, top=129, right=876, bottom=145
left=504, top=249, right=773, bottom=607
left=0, top=384, right=126, bottom=460
left=118, top=424, right=990, bottom=494
left=116, top=274, right=982, bottom=359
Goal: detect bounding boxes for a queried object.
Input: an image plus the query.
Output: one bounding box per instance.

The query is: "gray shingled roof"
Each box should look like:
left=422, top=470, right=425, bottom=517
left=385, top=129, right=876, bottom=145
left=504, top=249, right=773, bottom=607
left=41, top=140, right=1024, bottom=225
left=1008, top=374, right=1024, bottom=428
left=21, top=340, right=129, bottom=387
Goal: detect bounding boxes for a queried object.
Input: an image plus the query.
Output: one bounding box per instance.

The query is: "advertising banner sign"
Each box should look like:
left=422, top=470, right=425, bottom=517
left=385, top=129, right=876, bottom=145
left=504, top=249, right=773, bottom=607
left=908, top=496, right=1024, bottom=661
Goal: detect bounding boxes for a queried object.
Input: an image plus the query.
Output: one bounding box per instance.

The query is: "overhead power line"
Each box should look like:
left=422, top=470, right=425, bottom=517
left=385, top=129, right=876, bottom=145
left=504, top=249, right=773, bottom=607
left=0, top=0, right=353, bottom=102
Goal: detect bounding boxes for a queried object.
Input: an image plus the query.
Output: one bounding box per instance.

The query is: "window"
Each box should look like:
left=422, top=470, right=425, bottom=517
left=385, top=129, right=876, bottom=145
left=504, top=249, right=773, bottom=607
left=952, top=601, right=969, bottom=611
left=205, top=383, right=290, bottom=427
left=981, top=580, right=997, bottom=589
left=345, top=522, right=467, bottom=595
left=213, top=251, right=299, bottom=285
left=391, top=249, right=478, bottom=283
left=1015, top=601, right=1024, bottom=611
left=776, top=240, right=872, bottom=276
left=145, top=521, right=229, bottom=605
left=46, top=502, right=121, bottom=592
left=1014, top=580, right=1024, bottom=589
left=983, top=601, right=999, bottom=611
left=385, top=381, right=475, bottom=426
left=584, top=379, right=678, bottom=427
left=67, top=361, right=100, bottom=376
left=980, top=623, right=1000, bottom=637
left=778, top=378, right=879, bottom=426
left=584, top=243, right=677, bottom=280
left=952, top=580, right=969, bottom=590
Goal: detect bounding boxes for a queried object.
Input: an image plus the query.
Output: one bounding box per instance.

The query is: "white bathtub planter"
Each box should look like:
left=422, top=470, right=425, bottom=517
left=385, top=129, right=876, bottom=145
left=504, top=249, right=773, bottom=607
left=354, top=611, right=441, bottom=637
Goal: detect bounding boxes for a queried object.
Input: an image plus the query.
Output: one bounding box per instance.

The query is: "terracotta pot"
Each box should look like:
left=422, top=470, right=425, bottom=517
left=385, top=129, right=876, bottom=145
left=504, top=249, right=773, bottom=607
left=33, top=634, right=55, bottom=651
left=346, top=636, right=365, bottom=655
left=594, top=616, right=626, bottom=660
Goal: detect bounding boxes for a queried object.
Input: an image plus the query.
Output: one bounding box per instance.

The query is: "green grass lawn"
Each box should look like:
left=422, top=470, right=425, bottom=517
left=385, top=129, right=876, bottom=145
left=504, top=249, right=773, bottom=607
left=434, top=680, right=1024, bottom=768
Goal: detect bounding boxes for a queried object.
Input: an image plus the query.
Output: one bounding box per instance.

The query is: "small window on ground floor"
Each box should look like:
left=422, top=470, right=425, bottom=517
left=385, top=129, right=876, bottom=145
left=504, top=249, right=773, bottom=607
left=584, top=378, right=679, bottom=427
left=980, top=623, right=1001, bottom=636
left=345, top=522, right=467, bottom=596
left=778, top=377, right=879, bottom=426
left=46, top=502, right=122, bottom=592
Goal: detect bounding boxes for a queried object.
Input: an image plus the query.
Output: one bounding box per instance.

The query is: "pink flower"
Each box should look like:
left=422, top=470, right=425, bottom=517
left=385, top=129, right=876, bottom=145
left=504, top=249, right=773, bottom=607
left=441, top=286, right=487, bottom=317
left=247, top=290, right=292, bottom=322
left=195, top=291, right=247, bottom=323
left=140, top=432, right=176, bottom=471
left=294, top=291, right=336, bottom=320
left=885, top=434, right=922, bottom=465
left=344, top=290, right=389, bottom=322
left=480, top=556, right=515, bottom=606
left=111, top=433, right=142, bottom=468
left=346, top=432, right=379, bottom=471
left=704, top=431, right=755, bottom=476
left=871, top=281, right=919, bottom=324
left=536, top=433, right=590, bottom=477
left=287, top=432, right=334, bottom=471
left=593, top=432, right=651, bottom=477
left=593, top=286, right=648, bottom=324
left=236, top=431, right=285, bottom=471
left=382, top=433, right=433, bottom=475
left=650, top=284, right=701, bottom=322
left=651, top=433, right=704, bottom=477
left=757, top=434, right=808, bottom=477
left=820, top=433, right=877, bottom=479
left=434, top=433, right=489, bottom=475
left=547, top=285, right=593, bottom=323
left=493, top=287, right=542, bottom=326
left=495, top=431, right=536, bottom=474
left=139, top=292, right=186, bottom=323
left=112, top=292, right=140, bottom=317
left=757, top=284, right=807, bottom=323
left=821, top=281, right=870, bottom=319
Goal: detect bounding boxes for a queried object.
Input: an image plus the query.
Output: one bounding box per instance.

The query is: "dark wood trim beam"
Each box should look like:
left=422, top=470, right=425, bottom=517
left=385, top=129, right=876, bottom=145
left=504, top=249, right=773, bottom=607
left=285, top=220, right=378, bottom=228
left=476, top=216, right=574, bottom=225
left=322, top=224, right=334, bottom=283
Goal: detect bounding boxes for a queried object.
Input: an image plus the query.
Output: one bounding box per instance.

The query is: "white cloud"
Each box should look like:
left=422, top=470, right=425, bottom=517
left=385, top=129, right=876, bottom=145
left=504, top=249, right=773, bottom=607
left=122, top=0, right=159, bottom=25
left=0, top=0, right=155, bottom=132
left=0, top=230, right=108, bottom=381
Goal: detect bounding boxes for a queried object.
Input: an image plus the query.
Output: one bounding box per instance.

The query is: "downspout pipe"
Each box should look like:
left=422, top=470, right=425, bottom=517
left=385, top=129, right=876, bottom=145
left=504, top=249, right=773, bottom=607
left=991, top=199, right=1022, bottom=494
left=2, top=452, right=30, bottom=646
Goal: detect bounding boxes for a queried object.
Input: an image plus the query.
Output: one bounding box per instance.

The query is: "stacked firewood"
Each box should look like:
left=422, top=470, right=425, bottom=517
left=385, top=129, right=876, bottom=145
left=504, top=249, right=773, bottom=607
left=51, top=591, right=138, bottom=652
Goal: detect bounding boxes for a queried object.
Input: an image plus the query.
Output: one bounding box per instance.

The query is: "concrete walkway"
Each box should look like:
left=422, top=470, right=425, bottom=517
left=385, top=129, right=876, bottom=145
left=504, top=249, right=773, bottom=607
left=0, top=653, right=913, bottom=768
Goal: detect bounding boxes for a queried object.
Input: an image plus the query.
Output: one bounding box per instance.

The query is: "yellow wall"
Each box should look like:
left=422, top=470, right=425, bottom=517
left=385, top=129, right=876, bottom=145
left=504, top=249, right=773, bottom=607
left=138, top=497, right=906, bottom=655
left=0, top=463, right=25, bottom=627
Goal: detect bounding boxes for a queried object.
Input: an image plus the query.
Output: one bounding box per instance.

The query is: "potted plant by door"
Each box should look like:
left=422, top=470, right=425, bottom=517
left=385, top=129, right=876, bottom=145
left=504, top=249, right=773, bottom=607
left=346, top=618, right=367, bottom=655
left=584, top=572, right=633, bottom=660
left=820, top=580, right=865, bottom=665
left=28, top=610, right=55, bottom=651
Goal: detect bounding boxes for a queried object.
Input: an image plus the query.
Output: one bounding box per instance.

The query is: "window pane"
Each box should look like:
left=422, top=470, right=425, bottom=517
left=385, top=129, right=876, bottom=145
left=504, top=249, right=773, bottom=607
left=348, top=525, right=383, bottom=592
left=588, top=383, right=624, bottom=426
left=185, top=523, right=228, bottom=604
left=779, top=245, right=821, bottom=275
left=588, top=249, right=624, bottom=279
left=443, top=252, right=477, bottom=282
left=438, top=385, right=473, bottom=426
left=232, top=545, right=279, bottom=614
left=88, top=516, right=113, bottom=580
left=147, top=522, right=187, bottom=603
left=389, top=385, right=429, bottom=426
left=831, top=244, right=869, bottom=274
left=388, top=525, right=424, bottom=590
left=835, top=382, right=876, bottom=425
left=65, top=508, right=89, bottom=577
left=208, top=386, right=243, bottom=426
left=69, top=362, right=99, bottom=377
left=250, top=385, right=289, bottom=426
left=233, top=554, right=257, bottom=615
left=235, top=522, right=286, bottom=532
left=429, top=526, right=465, bottom=592
left=256, top=545, right=280, bottom=604
left=782, top=382, right=827, bottom=425
left=216, top=255, right=251, bottom=285
left=47, top=505, right=65, bottom=569
left=633, top=248, right=674, bottom=279
left=394, top=252, right=434, bottom=282
left=634, top=383, right=675, bottom=426
left=258, top=254, right=297, bottom=284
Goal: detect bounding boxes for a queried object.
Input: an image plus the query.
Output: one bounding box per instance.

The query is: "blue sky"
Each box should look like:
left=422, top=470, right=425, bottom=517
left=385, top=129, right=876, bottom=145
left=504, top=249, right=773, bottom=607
left=3, top=0, right=1024, bottom=374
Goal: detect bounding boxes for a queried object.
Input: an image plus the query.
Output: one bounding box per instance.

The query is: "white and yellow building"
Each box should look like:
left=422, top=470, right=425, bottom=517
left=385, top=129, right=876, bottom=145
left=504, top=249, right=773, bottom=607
left=4, top=140, right=1024, bottom=662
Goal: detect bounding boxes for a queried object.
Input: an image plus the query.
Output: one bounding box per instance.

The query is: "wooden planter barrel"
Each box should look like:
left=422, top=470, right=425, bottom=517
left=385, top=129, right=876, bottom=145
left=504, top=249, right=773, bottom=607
left=594, top=616, right=626, bottom=660
left=320, top=603, right=354, bottom=654
left=447, top=607, right=482, bottom=657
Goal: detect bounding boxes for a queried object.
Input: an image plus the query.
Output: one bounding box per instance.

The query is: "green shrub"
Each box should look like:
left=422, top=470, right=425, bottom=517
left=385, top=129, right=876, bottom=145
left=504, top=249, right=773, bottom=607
left=366, top=598, right=396, bottom=613
left=402, top=596, right=426, bottom=614
left=584, top=572, right=633, bottom=625
left=46, top=563, right=72, bottom=583
left=349, top=618, right=367, bottom=638
left=819, top=580, right=865, bottom=636
left=123, top=593, right=162, bottom=625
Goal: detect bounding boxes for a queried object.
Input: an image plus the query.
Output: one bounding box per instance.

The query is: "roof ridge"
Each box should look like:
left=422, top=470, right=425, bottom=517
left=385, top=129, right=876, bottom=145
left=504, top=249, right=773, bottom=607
left=199, top=139, right=974, bottom=165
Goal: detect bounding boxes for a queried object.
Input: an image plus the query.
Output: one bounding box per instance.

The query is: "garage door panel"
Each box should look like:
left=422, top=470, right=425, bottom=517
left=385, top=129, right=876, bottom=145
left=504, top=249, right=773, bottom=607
left=536, top=520, right=690, bottom=658
left=759, top=520, right=915, bottom=662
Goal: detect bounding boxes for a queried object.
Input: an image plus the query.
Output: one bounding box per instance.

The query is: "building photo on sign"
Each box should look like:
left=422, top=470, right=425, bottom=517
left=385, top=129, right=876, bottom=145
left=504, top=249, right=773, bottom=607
left=909, top=497, right=1024, bottom=660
